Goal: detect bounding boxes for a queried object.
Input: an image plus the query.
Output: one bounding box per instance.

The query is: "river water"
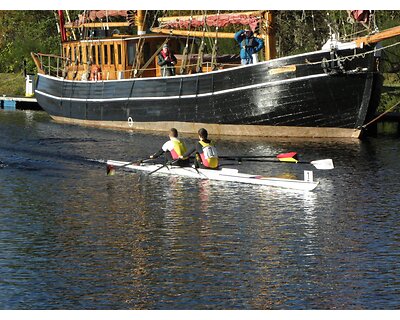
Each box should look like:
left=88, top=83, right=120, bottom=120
left=0, top=110, right=399, bottom=310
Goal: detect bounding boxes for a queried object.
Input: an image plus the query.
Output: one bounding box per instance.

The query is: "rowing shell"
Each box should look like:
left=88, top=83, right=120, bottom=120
left=107, top=160, right=319, bottom=191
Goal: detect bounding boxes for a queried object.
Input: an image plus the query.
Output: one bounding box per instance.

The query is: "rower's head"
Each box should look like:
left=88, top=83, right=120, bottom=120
left=198, top=128, right=208, bottom=140
left=169, top=128, right=178, bottom=138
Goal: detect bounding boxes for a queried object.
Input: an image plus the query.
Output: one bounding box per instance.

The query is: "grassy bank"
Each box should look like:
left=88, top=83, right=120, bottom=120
left=380, top=85, right=400, bottom=112
left=0, top=73, right=25, bottom=97
left=380, top=73, right=400, bottom=112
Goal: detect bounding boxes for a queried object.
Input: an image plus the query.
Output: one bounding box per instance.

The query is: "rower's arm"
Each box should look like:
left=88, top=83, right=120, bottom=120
left=181, top=145, right=196, bottom=159
left=151, top=148, right=164, bottom=158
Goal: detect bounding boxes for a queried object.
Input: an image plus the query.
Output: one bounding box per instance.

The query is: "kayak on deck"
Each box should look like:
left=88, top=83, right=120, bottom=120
left=106, top=160, right=320, bottom=192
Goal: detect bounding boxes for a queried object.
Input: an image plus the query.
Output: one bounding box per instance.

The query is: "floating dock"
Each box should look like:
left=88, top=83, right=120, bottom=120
left=0, top=96, right=41, bottom=111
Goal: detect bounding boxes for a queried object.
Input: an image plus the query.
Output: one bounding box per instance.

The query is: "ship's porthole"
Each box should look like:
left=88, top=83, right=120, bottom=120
left=127, top=117, right=133, bottom=127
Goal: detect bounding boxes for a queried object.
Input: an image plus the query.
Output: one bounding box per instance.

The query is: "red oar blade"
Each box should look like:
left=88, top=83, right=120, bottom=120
left=277, top=152, right=298, bottom=163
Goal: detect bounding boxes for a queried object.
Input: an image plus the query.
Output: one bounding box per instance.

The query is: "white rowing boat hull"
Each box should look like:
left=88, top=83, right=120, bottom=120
left=106, top=160, right=319, bottom=191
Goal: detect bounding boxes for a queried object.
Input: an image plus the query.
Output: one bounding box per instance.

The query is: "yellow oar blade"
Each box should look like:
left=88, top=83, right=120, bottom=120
left=277, top=157, right=298, bottom=163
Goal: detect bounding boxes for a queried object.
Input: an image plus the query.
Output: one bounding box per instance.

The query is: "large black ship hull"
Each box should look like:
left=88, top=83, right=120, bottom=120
left=35, top=46, right=383, bottom=138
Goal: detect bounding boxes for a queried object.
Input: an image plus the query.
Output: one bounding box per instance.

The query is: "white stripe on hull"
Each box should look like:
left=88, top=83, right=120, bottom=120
left=35, top=73, right=328, bottom=102
left=107, top=160, right=319, bottom=191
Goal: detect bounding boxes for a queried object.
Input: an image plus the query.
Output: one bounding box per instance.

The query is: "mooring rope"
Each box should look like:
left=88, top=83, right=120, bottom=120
left=303, top=40, right=400, bottom=67
left=362, top=100, right=400, bottom=129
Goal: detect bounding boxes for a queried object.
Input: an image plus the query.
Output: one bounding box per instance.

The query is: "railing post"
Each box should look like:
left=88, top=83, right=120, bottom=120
left=57, top=57, right=59, bottom=77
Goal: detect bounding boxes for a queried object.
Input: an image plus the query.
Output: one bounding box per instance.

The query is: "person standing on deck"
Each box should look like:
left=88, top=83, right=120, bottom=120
left=234, top=29, right=264, bottom=65
left=179, top=128, right=219, bottom=169
left=158, top=44, right=177, bottom=77
left=150, top=128, right=190, bottom=167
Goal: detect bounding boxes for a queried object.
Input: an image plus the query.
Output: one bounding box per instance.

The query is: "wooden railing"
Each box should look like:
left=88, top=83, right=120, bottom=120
left=31, top=52, right=70, bottom=77
left=31, top=51, right=240, bottom=80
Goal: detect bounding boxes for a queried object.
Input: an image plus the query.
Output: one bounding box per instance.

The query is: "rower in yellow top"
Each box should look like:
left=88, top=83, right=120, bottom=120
left=180, top=128, right=219, bottom=169
left=150, top=128, right=190, bottom=167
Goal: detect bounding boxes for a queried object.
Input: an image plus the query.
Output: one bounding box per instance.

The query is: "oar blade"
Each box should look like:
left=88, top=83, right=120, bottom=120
left=276, top=152, right=298, bottom=163
left=219, top=152, right=297, bottom=160
left=277, top=152, right=298, bottom=160
left=310, top=159, right=334, bottom=170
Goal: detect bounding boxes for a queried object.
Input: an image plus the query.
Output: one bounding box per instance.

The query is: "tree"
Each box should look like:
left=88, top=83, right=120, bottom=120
left=0, top=11, right=60, bottom=73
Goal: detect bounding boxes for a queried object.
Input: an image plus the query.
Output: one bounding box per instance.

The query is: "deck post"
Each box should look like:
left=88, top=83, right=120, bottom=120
left=263, top=11, right=276, bottom=61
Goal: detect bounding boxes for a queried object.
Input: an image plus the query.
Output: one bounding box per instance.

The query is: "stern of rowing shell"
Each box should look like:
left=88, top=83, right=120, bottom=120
left=304, top=170, right=314, bottom=182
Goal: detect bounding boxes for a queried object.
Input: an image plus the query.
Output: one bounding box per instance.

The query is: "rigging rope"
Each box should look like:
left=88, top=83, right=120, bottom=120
left=180, top=10, right=193, bottom=75
left=304, top=40, right=400, bottom=67
left=196, top=10, right=207, bottom=73
left=211, top=10, right=220, bottom=70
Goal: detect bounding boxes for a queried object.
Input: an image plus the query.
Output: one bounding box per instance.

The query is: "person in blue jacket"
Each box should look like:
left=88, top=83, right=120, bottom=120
left=234, top=29, right=264, bottom=65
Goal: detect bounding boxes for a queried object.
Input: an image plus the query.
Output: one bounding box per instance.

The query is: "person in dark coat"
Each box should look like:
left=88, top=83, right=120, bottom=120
left=234, top=29, right=264, bottom=65
left=158, top=43, right=177, bottom=77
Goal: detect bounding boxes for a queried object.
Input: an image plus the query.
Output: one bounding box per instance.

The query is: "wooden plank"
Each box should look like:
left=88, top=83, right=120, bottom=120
left=151, top=27, right=264, bottom=39
left=355, top=26, right=400, bottom=47
left=64, top=22, right=130, bottom=29
left=157, top=11, right=262, bottom=22
left=151, top=28, right=235, bottom=39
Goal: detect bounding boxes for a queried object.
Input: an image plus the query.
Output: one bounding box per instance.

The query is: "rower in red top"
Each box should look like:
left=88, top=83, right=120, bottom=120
left=150, top=128, right=190, bottom=167
left=180, top=128, right=219, bottom=169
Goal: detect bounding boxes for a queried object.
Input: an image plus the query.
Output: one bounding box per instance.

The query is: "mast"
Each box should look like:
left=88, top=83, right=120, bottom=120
left=57, top=10, right=67, bottom=42
left=263, top=11, right=276, bottom=60
left=137, top=10, right=146, bottom=35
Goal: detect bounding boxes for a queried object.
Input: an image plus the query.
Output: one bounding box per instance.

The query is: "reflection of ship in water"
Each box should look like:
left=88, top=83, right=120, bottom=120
left=31, top=10, right=400, bottom=139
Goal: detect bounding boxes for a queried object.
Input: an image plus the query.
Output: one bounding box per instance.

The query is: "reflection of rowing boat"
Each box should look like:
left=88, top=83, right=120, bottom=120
left=106, top=160, right=320, bottom=191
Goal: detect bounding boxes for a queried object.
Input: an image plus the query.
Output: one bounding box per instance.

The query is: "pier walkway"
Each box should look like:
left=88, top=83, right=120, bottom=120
left=0, top=96, right=41, bottom=110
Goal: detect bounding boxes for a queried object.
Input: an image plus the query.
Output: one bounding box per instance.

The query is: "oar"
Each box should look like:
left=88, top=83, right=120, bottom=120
left=148, top=159, right=179, bottom=176
left=226, top=157, right=334, bottom=170
left=219, top=152, right=298, bottom=161
left=106, top=158, right=152, bottom=176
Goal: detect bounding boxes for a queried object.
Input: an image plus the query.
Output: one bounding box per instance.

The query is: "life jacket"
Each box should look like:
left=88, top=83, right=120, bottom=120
left=169, top=138, right=187, bottom=160
left=199, top=140, right=218, bottom=169
left=240, top=36, right=257, bottom=60
left=241, top=36, right=256, bottom=49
